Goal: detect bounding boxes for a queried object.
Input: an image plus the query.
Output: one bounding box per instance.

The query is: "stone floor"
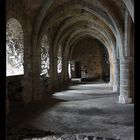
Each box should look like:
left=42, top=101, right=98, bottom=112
left=7, top=81, right=134, bottom=140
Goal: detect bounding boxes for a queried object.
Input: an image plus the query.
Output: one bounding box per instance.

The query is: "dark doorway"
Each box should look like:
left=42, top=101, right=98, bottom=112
left=75, top=61, right=81, bottom=78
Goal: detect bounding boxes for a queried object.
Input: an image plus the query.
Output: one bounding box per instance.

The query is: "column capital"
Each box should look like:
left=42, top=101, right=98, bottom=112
left=120, top=57, right=134, bottom=64
left=113, top=60, right=120, bottom=64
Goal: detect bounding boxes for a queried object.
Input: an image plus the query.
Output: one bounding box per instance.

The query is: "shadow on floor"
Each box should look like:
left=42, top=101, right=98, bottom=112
left=7, top=97, right=68, bottom=129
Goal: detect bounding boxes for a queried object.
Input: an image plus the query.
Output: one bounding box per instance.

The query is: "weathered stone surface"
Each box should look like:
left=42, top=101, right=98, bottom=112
left=6, top=0, right=134, bottom=140
left=78, top=135, right=86, bottom=139
left=71, top=37, right=109, bottom=80
left=6, top=0, right=134, bottom=103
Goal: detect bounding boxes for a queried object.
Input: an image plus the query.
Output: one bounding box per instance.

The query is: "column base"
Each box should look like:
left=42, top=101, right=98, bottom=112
left=118, top=95, right=132, bottom=104
left=109, top=82, right=113, bottom=86
left=113, top=85, right=119, bottom=92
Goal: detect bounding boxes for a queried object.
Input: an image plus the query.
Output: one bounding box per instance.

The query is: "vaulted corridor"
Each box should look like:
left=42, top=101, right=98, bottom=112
left=6, top=0, right=134, bottom=140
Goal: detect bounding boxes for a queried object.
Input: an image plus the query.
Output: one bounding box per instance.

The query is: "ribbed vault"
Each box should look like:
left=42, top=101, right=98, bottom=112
left=6, top=0, right=134, bottom=104
left=35, top=0, right=127, bottom=61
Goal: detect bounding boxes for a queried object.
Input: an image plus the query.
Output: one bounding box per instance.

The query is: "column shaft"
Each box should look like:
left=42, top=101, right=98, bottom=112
left=119, top=60, right=134, bottom=103
left=113, top=61, right=120, bottom=92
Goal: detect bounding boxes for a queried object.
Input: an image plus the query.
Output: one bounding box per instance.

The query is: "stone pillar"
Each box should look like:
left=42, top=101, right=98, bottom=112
left=47, top=60, right=53, bottom=94
left=109, top=63, right=114, bottom=86
left=59, top=58, right=65, bottom=86
left=23, top=23, right=33, bottom=103
left=62, top=59, right=66, bottom=85
left=63, top=59, right=70, bottom=86
left=32, top=41, right=42, bottom=101
left=45, top=45, right=54, bottom=94
left=6, top=82, right=10, bottom=115
left=119, top=58, right=134, bottom=103
left=53, top=57, right=59, bottom=91
left=119, top=9, right=134, bottom=103
left=6, top=95, right=10, bottom=115
left=113, top=60, right=120, bottom=92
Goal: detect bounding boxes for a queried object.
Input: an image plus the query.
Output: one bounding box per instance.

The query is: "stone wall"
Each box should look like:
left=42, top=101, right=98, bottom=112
left=7, top=75, right=24, bottom=101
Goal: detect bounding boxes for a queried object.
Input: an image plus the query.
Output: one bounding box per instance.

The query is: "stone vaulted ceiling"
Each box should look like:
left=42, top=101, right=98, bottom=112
left=6, top=0, right=134, bottom=60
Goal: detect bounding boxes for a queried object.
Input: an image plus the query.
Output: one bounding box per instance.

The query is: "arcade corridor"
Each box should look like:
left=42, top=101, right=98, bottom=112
left=6, top=0, right=134, bottom=140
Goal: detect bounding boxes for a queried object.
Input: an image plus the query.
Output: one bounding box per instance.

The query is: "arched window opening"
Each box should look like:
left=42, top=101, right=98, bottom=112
left=40, top=35, right=50, bottom=77
left=6, top=18, right=24, bottom=76
left=57, top=45, right=62, bottom=73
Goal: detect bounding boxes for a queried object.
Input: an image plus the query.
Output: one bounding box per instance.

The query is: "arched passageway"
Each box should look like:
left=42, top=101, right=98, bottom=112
left=69, top=37, right=110, bottom=83
left=6, top=0, right=134, bottom=108
left=6, top=0, right=134, bottom=139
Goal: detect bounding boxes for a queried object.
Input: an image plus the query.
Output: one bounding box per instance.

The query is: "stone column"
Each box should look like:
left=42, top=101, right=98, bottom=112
left=119, top=58, right=134, bottom=103
left=44, top=44, right=54, bottom=94
left=6, top=95, right=10, bottom=115
left=63, top=59, right=70, bottom=86
left=6, top=82, right=10, bottom=115
left=113, top=60, right=120, bottom=92
left=109, top=63, right=114, bottom=86
left=119, top=9, right=134, bottom=103
left=59, top=58, right=65, bottom=86
left=53, top=57, right=59, bottom=91
left=23, top=22, right=33, bottom=103
left=32, top=38, right=42, bottom=101
left=47, top=57, right=54, bottom=94
left=62, top=59, right=66, bottom=85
